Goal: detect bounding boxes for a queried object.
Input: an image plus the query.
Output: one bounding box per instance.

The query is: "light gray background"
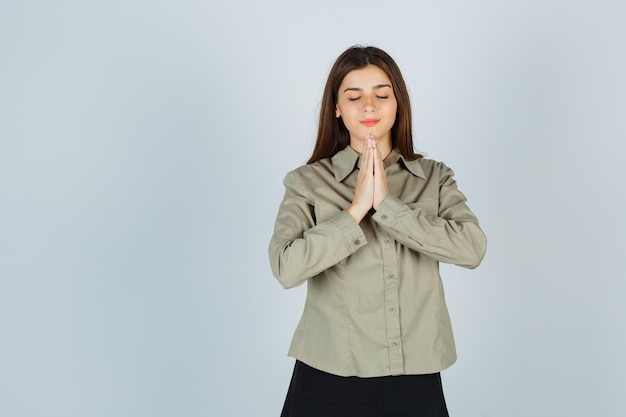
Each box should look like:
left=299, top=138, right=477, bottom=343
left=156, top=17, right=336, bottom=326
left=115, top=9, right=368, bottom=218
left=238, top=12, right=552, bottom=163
left=1, top=1, right=625, bottom=416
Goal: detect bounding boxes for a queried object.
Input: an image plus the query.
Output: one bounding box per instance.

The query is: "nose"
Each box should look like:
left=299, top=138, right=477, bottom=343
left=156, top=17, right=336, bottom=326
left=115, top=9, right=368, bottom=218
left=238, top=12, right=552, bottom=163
left=362, top=95, right=375, bottom=112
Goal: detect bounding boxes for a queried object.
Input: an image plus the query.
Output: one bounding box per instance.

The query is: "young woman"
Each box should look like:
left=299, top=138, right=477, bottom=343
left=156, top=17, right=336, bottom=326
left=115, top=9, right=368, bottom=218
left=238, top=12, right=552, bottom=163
left=268, top=45, right=487, bottom=417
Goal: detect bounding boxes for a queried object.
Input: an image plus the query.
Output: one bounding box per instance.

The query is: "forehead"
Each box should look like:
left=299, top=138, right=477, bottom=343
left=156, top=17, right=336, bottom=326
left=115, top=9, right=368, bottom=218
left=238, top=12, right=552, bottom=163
left=339, top=65, right=392, bottom=89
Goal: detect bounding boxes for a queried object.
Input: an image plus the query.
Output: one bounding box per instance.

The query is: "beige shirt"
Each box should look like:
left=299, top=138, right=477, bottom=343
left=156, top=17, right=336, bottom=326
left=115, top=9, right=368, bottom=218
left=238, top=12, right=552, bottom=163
left=269, top=146, right=487, bottom=378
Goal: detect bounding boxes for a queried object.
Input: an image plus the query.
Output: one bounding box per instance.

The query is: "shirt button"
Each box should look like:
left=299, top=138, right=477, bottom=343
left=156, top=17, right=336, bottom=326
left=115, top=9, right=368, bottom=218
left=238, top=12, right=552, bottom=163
left=384, top=239, right=392, bottom=245
left=389, top=307, right=396, bottom=313
left=381, top=215, right=388, bottom=220
left=354, top=239, right=361, bottom=245
left=387, top=274, right=395, bottom=280
left=391, top=341, right=399, bottom=348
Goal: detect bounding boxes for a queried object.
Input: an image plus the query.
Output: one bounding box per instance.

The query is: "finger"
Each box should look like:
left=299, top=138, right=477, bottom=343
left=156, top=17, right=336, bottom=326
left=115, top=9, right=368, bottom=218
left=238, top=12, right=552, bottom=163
left=367, top=138, right=376, bottom=175
left=358, top=137, right=370, bottom=175
left=365, top=133, right=376, bottom=149
left=370, top=135, right=381, bottom=158
left=362, top=136, right=372, bottom=172
left=369, top=138, right=380, bottom=171
left=366, top=134, right=376, bottom=168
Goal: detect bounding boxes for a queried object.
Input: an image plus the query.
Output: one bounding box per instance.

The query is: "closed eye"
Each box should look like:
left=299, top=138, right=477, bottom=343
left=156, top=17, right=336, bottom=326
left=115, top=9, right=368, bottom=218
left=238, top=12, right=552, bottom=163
left=348, top=97, right=361, bottom=102
left=377, top=96, right=389, bottom=99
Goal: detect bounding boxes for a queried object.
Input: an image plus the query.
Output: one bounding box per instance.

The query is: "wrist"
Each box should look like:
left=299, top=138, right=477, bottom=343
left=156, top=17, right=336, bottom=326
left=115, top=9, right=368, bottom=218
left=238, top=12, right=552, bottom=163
left=373, top=193, right=388, bottom=211
left=347, top=204, right=368, bottom=223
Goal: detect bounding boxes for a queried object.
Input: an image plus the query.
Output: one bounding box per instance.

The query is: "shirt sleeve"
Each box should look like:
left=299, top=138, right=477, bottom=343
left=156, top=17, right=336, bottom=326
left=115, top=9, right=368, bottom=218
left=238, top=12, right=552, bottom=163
left=268, top=169, right=367, bottom=289
left=371, top=162, right=487, bottom=268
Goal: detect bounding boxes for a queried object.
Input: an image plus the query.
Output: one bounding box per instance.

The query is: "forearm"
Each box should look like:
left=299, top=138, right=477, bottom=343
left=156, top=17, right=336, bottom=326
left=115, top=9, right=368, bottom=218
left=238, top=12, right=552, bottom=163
left=372, top=195, right=487, bottom=268
left=269, top=210, right=366, bottom=288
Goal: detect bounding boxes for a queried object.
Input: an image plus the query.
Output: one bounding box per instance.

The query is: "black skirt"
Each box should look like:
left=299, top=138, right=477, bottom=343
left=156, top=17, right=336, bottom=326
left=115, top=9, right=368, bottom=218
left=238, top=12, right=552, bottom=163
left=280, top=361, right=449, bottom=417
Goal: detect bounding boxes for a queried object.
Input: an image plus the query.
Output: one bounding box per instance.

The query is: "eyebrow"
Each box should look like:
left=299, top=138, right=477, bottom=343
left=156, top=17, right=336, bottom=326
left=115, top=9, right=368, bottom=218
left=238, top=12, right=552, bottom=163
left=343, top=84, right=392, bottom=93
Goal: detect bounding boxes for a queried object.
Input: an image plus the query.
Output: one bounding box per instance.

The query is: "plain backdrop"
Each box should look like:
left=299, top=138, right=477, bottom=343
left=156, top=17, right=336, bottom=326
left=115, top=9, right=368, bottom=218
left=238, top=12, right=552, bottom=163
left=1, top=1, right=625, bottom=416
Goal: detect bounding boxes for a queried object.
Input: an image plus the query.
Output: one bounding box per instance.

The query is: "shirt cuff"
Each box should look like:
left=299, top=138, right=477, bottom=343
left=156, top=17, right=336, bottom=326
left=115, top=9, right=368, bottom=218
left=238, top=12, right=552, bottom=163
left=331, top=210, right=367, bottom=250
left=371, top=195, right=405, bottom=227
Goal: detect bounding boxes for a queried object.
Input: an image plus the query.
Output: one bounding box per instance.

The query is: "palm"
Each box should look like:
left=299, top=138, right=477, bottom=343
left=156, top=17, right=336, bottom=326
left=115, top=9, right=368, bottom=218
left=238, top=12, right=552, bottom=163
left=348, top=135, right=388, bottom=222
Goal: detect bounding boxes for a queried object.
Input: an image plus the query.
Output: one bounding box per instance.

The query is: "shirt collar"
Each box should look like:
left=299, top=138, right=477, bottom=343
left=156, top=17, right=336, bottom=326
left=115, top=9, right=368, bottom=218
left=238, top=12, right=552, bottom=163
left=399, top=153, right=427, bottom=180
left=330, top=146, right=427, bottom=182
left=331, top=146, right=360, bottom=182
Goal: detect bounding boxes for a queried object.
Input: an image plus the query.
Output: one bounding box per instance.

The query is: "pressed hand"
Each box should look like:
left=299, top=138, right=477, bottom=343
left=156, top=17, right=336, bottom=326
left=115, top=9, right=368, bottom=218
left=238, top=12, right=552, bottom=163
left=372, top=138, right=389, bottom=210
left=347, top=135, right=389, bottom=222
left=347, top=135, right=375, bottom=222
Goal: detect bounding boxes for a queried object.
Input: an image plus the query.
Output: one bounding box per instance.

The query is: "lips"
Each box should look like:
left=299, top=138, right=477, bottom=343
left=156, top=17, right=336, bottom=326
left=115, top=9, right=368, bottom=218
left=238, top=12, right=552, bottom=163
left=360, top=119, right=380, bottom=127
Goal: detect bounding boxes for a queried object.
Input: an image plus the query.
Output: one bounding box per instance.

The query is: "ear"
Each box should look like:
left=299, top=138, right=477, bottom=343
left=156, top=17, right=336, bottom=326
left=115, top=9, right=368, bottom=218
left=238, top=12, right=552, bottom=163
left=335, top=105, right=341, bottom=118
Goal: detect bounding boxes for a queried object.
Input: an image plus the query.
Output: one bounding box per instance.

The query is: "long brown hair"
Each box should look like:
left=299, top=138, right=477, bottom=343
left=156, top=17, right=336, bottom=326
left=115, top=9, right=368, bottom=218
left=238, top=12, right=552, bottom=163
left=307, top=46, right=421, bottom=164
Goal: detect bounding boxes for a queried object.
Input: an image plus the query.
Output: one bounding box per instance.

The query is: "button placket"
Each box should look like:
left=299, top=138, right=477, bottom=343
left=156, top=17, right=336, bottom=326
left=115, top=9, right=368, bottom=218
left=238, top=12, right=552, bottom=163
left=380, top=229, right=404, bottom=374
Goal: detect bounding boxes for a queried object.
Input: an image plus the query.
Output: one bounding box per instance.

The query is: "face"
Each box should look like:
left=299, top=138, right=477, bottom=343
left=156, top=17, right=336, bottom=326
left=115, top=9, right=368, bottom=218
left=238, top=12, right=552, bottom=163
left=335, top=65, right=397, bottom=154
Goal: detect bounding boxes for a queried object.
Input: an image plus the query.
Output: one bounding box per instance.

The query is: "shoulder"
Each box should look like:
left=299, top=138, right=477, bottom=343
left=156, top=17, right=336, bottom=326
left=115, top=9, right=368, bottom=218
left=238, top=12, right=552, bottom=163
left=416, top=157, right=451, bottom=170
left=283, top=157, right=334, bottom=189
left=405, top=156, right=455, bottom=180
left=287, top=157, right=333, bottom=180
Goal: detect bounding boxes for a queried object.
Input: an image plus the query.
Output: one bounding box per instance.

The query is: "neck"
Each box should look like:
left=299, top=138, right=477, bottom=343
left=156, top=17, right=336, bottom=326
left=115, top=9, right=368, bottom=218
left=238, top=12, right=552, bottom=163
left=377, top=141, right=392, bottom=159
